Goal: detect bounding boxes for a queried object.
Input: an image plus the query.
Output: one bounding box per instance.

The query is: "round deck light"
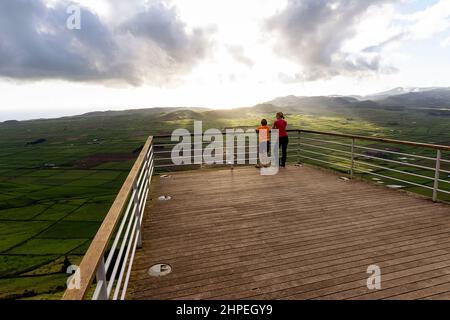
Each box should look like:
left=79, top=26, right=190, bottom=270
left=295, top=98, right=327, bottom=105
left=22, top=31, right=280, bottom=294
left=148, top=264, right=172, bottom=277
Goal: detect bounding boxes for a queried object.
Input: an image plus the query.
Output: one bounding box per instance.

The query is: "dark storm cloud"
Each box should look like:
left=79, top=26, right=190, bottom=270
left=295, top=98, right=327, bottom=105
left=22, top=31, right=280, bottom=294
left=122, top=3, right=214, bottom=66
left=266, top=0, right=399, bottom=81
left=0, top=0, right=215, bottom=84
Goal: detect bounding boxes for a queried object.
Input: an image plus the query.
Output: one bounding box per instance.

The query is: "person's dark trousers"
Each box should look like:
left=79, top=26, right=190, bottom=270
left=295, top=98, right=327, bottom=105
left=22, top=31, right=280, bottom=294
left=258, top=141, right=271, bottom=165
left=279, top=136, right=289, bottom=167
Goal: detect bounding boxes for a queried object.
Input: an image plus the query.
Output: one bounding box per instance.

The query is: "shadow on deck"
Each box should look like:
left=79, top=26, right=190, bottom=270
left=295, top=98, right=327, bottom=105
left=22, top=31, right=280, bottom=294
left=129, top=165, right=450, bottom=300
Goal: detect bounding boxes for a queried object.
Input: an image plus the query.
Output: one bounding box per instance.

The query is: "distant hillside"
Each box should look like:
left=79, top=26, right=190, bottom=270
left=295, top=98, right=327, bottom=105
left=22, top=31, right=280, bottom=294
left=3, top=87, right=450, bottom=126
left=365, top=87, right=443, bottom=100
left=247, top=103, right=279, bottom=113
left=374, top=88, right=450, bottom=108
left=262, top=87, right=450, bottom=114
left=158, top=110, right=205, bottom=121
left=267, top=96, right=359, bottom=108
left=76, top=107, right=211, bottom=118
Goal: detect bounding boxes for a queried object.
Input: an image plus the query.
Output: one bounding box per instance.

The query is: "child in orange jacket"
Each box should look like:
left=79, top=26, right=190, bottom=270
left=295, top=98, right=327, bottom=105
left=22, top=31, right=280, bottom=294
left=256, top=119, right=271, bottom=167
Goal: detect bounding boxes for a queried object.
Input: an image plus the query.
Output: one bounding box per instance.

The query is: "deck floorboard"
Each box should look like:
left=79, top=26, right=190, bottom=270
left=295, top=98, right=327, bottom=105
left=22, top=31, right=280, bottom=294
left=129, top=165, right=450, bottom=300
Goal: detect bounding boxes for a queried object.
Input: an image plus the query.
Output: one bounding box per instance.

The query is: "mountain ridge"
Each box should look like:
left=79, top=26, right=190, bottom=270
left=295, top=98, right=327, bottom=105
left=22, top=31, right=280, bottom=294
left=2, top=87, right=450, bottom=124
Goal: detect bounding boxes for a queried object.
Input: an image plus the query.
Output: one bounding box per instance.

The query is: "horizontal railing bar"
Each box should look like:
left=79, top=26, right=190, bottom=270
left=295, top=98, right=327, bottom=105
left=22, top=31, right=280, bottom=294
left=155, top=148, right=259, bottom=155
left=155, top=163, right=200, bottom=168
left=153, top=142, right=213, bottom=147
left=353, top=159, right=435, bottom=181
left=121, top=227, right=140, bottom=300
left=155, top=152, right=259, bottom=162
left=352, top=167, right=435, bottom=191
left=155, top=161, right=264, bottom=168
left=103, top=157, right=151, bottom=297
left=301, top=136, right=353, bottom=148
left=155, top=144, right=300, bottom=155
left=299, top=142, right=352, bottom=155
left=354, top=144, right=437, bottom=161
left=112, top=213, right=138, bottom=300
left=92, top=280, right=105, bottom=300
left=154, top=129, right=300, bottom=139
left=154, top=129, right=450, bottom=151
left=106, top=198, right=139, bottom=297
left=113, top=172, right=149, bottom=300
left=353, top=152, right=436, bottom=172
left=300, top=129, right=450, bottom=151
left=299, top=154, right=351, bottom=171
left=355, top=168, right=433, bottom=190
left=121, top=182, right=150, bottom=301
left=104, top=191, right=135, bottom=273
left=104, top=150, right=153, bottom=274
left=300, top=148, right=352, bottom=164
left=438, top=188, right=450, bottom=195
left=135, top=158, right=150, bottom=191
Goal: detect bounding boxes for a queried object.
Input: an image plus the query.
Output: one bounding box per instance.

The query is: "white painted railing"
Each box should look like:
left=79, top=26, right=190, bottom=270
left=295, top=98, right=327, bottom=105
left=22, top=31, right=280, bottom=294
left=297, top=130, right=450, bottom=202
left=153, top=129, right=450, bottom=201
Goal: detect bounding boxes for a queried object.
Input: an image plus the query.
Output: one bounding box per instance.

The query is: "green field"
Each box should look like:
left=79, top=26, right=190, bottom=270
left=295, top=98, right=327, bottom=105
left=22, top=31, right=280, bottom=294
left=0, top=104, right=450, bottom=299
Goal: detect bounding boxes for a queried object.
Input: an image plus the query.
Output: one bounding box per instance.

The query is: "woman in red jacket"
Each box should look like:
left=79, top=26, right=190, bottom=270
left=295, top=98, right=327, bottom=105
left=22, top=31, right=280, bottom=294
left=273, top=112, right=288, bottom=167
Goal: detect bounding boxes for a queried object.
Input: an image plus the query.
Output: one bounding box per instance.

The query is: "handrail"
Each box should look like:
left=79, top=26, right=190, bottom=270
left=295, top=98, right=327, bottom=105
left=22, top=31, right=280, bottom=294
left=299, top=129, right=450, bottom=151
left=62, top=136, right=154, bottom=300
left=152, top=129, right=300, bottom=139
left=153, top=128, right=449, bottom=201
left=155, top=128, right=450, bottom=151
left=297, top=130, right=450, bottom=202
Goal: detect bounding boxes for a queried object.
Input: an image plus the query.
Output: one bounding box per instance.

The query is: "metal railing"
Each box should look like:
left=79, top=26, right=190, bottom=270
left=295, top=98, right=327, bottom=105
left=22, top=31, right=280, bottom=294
left=152, top=129, right=301, bottom=170
left=297, top=130, right=450, bottom=202
left=62, top=136, right=154, bottom=300
left=152, top=129, right=450, bottom=202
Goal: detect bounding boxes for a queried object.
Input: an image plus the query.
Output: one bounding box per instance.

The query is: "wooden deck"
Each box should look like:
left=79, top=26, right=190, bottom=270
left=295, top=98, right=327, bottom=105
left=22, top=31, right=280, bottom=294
left=129, top=165, right=450, bottom=300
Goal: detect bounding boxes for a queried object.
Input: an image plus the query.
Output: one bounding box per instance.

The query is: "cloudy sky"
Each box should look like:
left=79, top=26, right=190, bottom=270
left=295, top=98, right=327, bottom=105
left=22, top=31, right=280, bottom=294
left=1, top=0, right=450, bottom=120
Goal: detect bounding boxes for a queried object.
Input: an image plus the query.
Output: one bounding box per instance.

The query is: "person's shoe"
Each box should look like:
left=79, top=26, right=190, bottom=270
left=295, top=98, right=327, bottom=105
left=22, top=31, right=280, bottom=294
left=255, top=164, right=261, bottom=168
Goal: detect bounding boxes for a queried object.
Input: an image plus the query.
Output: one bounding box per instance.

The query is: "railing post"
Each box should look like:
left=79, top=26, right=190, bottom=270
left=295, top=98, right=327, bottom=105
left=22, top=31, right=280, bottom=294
left=297, top=130, right=301, bottom=164
left=350, top=138, right=355, bottom=178
left=95, top=257, right=108, bottom=300
left=433, top=149, right=442, bottom=202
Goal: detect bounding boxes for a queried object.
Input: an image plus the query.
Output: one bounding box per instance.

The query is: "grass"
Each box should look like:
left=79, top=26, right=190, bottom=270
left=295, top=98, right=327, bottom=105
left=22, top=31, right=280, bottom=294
left=8, top=239, right=88, bottom=255
left=0, top=221, right=54, bottom=252
left=0, top=273, right=67, bottom=300
left=0, top=255, right=59, bottom=278
left=64, top=202, right=113, bottom=222
left=36, top=221, right=101, bottom=239
left=0, top=204, right=50, bottom=220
